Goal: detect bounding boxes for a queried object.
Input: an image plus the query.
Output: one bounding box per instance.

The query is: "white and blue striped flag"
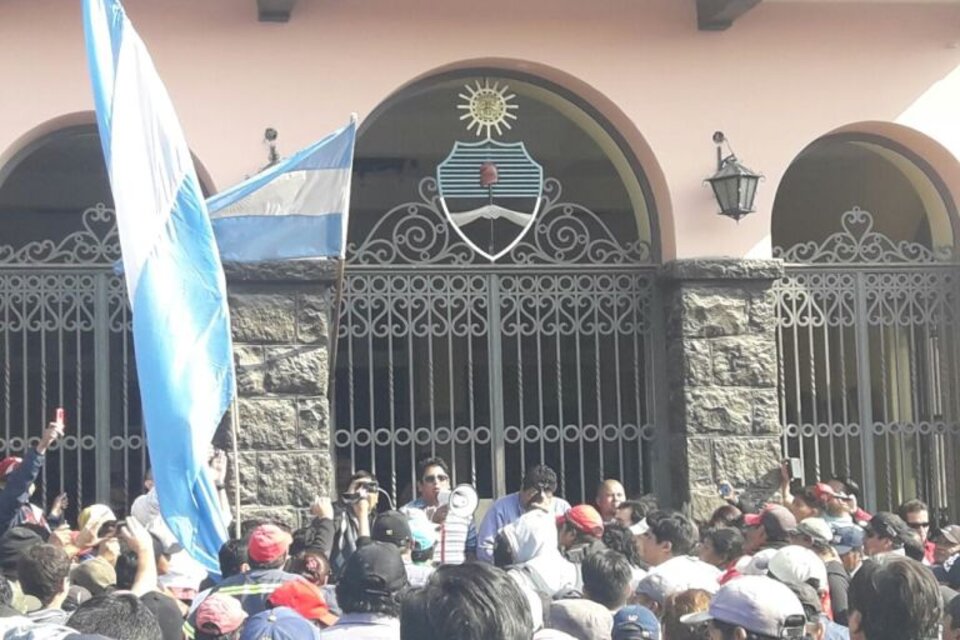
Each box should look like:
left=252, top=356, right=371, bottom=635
left=83, top=0, right=232, bottom=573
left=207, top=120, right=356, bottom=262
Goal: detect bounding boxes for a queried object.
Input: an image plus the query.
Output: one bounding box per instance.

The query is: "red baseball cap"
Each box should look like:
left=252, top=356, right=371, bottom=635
left=0, top=457, right=22, bottom=479
left=248, top=524, right=293, bottom=564
left=557, top=505, right=604, bottom=538
left=813, top=483, right=848, bottom=501
left=268, top=579, right=339, bottom=627
left=196, top=593, right=248, bottom=635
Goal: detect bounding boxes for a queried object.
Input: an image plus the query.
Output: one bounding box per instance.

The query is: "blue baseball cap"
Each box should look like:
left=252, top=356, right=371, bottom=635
left=613, top=604, right=660, bottom=640
left=238, top=607, right=321, bottom=640
left=832, top=525, right=865, bottom=555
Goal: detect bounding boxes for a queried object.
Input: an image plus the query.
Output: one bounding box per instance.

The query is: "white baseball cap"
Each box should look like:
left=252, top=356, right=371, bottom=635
left=681, top=576, right=805, bottom=638
left=767, top=545, right=829, bottom=594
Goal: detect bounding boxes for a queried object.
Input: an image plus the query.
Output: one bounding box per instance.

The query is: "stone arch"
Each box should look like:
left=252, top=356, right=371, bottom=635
left=358, top=57, right=674, bottom=261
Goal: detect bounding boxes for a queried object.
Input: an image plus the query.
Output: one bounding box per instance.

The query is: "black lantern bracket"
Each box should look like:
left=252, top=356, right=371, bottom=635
left=706, top=131, right=763, bottom=222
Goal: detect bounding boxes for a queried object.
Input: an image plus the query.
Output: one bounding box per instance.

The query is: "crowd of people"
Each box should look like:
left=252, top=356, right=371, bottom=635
left=0, top=422, right=957, bottom=639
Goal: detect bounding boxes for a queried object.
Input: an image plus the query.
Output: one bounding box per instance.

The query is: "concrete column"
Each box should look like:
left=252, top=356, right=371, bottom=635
left=220, top=260, right=338, bottom=528
left=660, top=258, right=784, bottom=521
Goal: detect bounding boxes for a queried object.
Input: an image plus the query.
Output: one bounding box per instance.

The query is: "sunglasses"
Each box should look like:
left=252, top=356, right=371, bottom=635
left=423, top=474, right=449, bottom=483
left=907, top=521, right=930, bottom=529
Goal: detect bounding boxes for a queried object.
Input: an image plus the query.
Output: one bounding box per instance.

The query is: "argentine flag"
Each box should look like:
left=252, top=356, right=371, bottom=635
left=207, top=120, right=356, bottom=262
left=83, top=0, right=232, bottom=572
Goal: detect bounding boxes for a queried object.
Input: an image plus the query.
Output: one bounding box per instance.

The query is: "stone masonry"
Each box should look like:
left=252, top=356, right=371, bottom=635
left=661, top=258, right=785, bottom=522
left=218, top=260, right=338, bottom=529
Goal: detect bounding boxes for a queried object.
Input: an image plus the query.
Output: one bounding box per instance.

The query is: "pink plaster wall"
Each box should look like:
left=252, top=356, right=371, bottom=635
left=2, top=0, right=960, bottom=259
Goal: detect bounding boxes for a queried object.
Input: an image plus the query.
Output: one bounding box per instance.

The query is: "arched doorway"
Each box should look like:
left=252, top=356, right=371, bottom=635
left=333, top=72, right=663, bottom=505
left=0, top=124, right=144, bottom=518
left=772, top=132, right=960, bottom=519
left=0, top=122, right=213, bottom=519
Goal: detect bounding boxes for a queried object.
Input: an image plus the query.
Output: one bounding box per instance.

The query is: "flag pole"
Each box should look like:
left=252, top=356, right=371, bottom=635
left=229, top=384, right=242, bottom=540
left=325, top=113, right=357, bottom=498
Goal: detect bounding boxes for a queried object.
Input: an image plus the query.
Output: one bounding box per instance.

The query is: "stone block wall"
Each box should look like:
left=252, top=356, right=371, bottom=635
left=219, top=261, right=338, bottom=529
left=661, top=258, right=785, bottom=522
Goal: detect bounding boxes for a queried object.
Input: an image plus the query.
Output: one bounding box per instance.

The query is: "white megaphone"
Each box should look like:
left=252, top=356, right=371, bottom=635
left=440, top=484, right=478, bottom=519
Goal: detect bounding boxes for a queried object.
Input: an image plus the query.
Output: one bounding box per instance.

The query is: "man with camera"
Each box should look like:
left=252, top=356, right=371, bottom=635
left=329, top=471, right=380, bottom=575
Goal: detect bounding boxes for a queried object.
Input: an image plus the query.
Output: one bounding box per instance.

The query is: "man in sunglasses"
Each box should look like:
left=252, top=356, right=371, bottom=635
left=402, top=456, right=477, bottom=563
left=896, top=499, right=935, bottom=565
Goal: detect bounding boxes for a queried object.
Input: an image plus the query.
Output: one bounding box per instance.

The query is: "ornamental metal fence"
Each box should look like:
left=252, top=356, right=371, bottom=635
left=0, top=204, right=145, bottom=521
left=333, top=178, right=664, bottom=506
left=774, top=207, right=960, bottom=521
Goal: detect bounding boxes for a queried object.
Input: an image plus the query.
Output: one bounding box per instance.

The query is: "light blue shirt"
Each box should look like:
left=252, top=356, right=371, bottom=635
left=477, top=492, right=571, bottom=563
left=403, top=497, right=478, bottom=557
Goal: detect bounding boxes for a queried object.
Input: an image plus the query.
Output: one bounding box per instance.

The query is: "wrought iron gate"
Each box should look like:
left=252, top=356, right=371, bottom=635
left=774, top=207, right=960, bottom=519
left=333, top=178, right=661, bottom=506
left=0, top=204, right=144, bottom=520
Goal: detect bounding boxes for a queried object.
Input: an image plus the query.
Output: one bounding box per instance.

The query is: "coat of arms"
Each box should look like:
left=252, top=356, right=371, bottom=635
left=437, top=80, right=543, bottom=262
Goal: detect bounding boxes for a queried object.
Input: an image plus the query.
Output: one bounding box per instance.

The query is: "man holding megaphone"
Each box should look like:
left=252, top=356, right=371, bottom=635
left=402, top=457, right=478, bottom=564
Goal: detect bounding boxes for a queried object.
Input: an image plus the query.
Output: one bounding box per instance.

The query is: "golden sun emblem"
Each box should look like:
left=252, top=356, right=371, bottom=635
left=457, top=80, right=518, bottom=138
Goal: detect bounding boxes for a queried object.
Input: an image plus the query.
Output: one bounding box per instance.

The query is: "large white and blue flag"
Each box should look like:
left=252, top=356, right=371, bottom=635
left=83, top=0, right=232, bottom=573
left=207, top=121, right=356, bottom=262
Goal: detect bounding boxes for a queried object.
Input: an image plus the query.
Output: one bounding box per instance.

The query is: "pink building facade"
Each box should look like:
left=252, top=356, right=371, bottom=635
left=2, top=0, right=960, bottom=524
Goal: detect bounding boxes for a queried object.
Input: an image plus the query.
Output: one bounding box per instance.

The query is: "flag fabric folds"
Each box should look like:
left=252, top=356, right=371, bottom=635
left=206, top=120, right=356, bottom=262
left=83, top=0, right=232, bottom=573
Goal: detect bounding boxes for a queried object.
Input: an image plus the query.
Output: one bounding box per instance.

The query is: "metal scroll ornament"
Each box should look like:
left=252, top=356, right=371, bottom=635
left=0, top=204, right=120, bottom=266
left=347, top=176, right=651, bottom=266
left=773, top=207, right=954, bottom=265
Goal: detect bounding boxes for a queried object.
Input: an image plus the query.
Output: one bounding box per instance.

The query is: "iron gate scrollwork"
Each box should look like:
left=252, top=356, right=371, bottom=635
left=774, top=207, right=960, bottom=519
left=0, top=204, right=144, bottom=520
left=334, top=177, right=660, bottom=506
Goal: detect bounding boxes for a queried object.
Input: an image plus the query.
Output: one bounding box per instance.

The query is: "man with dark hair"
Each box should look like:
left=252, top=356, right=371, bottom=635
left=634, top=511, right=718, bottom=615
left=17, top=543, right=71, bottom=625
left=615, top=500, right=646, bottom=527
left=402, top=456, right=477, bottom=563
left=320, top=540, right=408, bottom=638
left=698, top=527, right=745, bottom=584
left=595, top=479, right=626, bottom=524
left=67, top=592, right=163, bottom=640
left=847, top=556, right=942, bottom=640
left=477, top=464, right=570, bottom=563
left=183, top=524, right=300, bottom=639
left=897, top=499, right=935, bottom=564
left=863, top=512, right=911, bottom=559
left=330, top=470, right=379, bottom=573
left=741, top=504, right=796, bottom=574
left=602, top=522, right=647, bottom=587
left=582, top=549, right=633, bottom=611
left=400, top=562, right=533, bottom=640
left=640, top=510, right=699, bottom=567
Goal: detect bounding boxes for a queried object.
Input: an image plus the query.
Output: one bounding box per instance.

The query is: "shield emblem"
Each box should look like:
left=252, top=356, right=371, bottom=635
left=437, top=139, right=543, bottom=262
